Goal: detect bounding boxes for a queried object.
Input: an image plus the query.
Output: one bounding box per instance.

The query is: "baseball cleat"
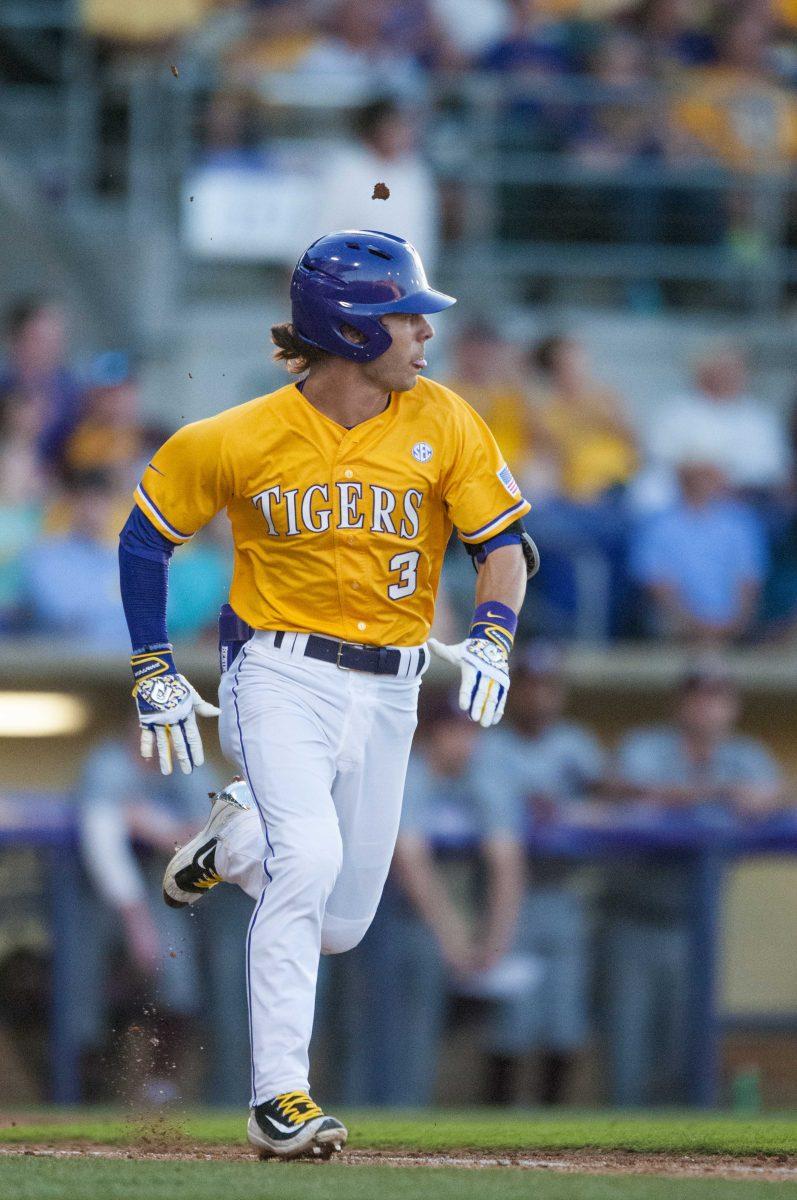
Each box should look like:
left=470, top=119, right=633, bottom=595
left=247, top=1091, right=347, bottom=1161
left=162, top=777, right=251, bottom=908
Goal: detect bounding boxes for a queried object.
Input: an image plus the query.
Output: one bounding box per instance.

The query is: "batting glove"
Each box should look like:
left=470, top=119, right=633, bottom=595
left=131, top=645, right=220, bottom=775
left=428, top=601, right=517, bottom=728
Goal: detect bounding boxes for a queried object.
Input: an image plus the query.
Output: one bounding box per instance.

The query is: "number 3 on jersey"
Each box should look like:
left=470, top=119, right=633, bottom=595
left=388, top=550, right=420, bottom=600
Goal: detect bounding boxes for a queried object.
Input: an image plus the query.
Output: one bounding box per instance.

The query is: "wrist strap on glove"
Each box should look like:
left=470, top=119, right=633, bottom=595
left=130, top=643, right=176, bottom=693
left=469, top=601, right=517, bottom=657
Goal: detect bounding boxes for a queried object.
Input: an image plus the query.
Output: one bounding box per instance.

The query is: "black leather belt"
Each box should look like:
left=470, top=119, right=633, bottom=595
left=274, top=631, right=425, bottom=677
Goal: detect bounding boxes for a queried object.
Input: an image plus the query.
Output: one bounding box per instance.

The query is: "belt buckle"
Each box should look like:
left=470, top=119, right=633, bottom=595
left=336, top=639, right=352, bottom=671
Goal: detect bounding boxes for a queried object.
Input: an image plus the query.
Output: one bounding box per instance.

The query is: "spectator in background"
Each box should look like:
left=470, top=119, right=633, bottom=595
left=479, top=0, right=578, bottom=156
left=566, top=28, right=666, bottom=304
left=429, top=0, right=510, bottom=64
left=20, top=469, right=130, bottom=648
left=0, top=395, right=46, bottom=631
left=526, top=334, right=637, bottom=639
left=479, top=0, right=576, bottom=77
left=668, top=2, right=797, bottom=260
left=273, top=0, right=427, bottom=106
left=485, top=642, right=603, bottom=1105
left=332, top=691, right=528, bottom=1106
left=73, top=727, right=212, bottom=1100
left=630, top=461, right=767, bottom=644
left=61, top=352, right=144, bottom=492
left=670, top=5, right=797, bottom=177
left=81, top=0, right=217, bottom=45
left=210, top=3, right=321, bottom=87
left=627, top=0, right=716, bottom=76
left=601, top=662, right=786, bottom=1105
left=0, top=298, right=83, bottom=475
left=444, top=321, right=534, bottom=484
left=311, top=98, right=441, bottom=269
left=568, top=29, right=660, bottom=174
left=167, top=517, right=231, bottom=643
left=530, top=334, right=638, bottom=504
left=758, top=392, right=797, bottom=637
left=200, top=90, right=269, bottom=170
left=645, top=344, right=790, bottom=508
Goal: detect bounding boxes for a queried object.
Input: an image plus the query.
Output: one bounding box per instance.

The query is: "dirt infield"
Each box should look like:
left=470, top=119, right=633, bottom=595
left=3, top=1143, right=797, bottom=1183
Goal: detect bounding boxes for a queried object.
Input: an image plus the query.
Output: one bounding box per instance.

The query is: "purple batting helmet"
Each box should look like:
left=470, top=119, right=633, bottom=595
left=290, top=229, right=456, bottom=363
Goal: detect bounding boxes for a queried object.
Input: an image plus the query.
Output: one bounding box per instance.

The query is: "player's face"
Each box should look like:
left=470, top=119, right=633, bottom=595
left=363, top=313, right=434, bottom=393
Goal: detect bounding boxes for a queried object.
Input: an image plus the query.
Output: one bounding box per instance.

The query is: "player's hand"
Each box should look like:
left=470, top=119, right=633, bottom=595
left=131, top=646, right=219, bottom=775
left=428, top=636, right=510, bottom=728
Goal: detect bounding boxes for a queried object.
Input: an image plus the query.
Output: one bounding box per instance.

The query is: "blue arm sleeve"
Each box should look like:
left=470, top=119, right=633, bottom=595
left=118, top=506, right=175, bottom=651
left=468, top=527, right=523, bottom=566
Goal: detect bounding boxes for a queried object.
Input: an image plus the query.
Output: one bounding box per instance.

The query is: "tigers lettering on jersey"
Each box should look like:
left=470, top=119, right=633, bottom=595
left=252, top=483, right=422, bottom=540
left=134, top=377, right=530, bottom=647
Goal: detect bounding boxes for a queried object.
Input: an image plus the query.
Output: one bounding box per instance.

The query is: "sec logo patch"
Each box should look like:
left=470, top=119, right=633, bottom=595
left=412, top=441, right=433, bottom=463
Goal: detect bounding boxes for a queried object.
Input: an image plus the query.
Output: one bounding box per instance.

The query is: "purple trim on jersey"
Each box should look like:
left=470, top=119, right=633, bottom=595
left=232, top=644, right=275, bottom=1105
left=135, top=483, right=193, bottom=542
left=460, top=498, right=528, bottom=542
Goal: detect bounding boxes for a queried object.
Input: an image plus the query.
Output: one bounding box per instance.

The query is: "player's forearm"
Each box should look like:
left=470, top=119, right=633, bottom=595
left=475, top=543, right=526, bottom=614
left=480, top=837, right=526, bottom=964
left=393, top=837, right=469, bottom=948
left=80, top=802, right=147, bottom=908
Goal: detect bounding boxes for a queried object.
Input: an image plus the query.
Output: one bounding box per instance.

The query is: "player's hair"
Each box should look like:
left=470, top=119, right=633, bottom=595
left=270, top=323, right=329, bottom=374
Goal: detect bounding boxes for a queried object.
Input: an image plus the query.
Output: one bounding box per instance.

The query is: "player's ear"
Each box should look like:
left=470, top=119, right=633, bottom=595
left=340, top=323, right=367, bottom=345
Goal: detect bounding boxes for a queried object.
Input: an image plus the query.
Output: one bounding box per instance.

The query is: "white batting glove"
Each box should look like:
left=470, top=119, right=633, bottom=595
left=131, top=647, right=220, bottom=775
left=428, top=637, right=510, bottom=728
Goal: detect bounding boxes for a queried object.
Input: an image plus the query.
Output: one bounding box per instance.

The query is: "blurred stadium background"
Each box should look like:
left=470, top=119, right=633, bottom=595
left=0, top=0, right=796, bottom=1119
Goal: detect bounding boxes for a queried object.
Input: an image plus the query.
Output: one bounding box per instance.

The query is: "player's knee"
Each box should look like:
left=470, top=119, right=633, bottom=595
left=280, top=828, right=343, bottom=895
left=320, top=914, right=372, bottom=956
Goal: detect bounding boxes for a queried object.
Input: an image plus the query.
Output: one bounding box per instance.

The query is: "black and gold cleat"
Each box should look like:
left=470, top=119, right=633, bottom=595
left=247, top=1091, right=347, bottom=1161
left=162, top=778, right=251, bottom=908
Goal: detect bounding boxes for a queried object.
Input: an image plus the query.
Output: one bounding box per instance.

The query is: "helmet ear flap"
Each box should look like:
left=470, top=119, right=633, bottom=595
left=293, top=293, right=393, bottom=363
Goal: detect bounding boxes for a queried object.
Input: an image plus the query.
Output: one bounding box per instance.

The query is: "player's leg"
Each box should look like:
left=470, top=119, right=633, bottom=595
left=218, top=641, right=348, bottom=1156
left=320, top=670, right=421, bottom=956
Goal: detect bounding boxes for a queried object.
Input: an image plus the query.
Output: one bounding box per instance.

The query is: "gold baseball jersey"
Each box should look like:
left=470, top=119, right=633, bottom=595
left=135, top=377, right=530, bottom=647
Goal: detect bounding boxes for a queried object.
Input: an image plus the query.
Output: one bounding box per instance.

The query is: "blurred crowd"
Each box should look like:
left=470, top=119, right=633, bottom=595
left=0, top=298, right=231, bottom=645
left=4, top=293, right=797, bottom=647
left=73, top=1, right=797, bottom=276
left=441, top=320, right=797, bottom=644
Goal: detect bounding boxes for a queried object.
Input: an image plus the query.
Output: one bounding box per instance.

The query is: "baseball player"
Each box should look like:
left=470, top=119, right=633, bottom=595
left=118, top=230, right=537, bottom=1159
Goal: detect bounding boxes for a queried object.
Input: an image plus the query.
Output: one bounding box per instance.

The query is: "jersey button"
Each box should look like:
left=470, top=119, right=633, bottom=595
left=357, top=621, right=366, bottom=632
left=347, top=536, right=356, bottom=546
left=343, top=468, right=353, bottom=479
left=351, top=580, right=360, bottom=590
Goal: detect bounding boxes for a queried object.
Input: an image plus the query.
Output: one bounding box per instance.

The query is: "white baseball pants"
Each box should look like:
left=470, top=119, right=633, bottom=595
left=216, top=631, right=424, bottom=1104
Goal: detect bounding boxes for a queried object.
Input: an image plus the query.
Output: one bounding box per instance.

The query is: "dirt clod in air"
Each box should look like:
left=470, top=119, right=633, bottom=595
left=170, top=64, right=179, bottom=78
left=372, top=182, right=390, bottom=200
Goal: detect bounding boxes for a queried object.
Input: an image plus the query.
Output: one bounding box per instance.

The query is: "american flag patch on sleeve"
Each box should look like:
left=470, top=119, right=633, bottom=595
left=497, top=463, right=520, bottom=497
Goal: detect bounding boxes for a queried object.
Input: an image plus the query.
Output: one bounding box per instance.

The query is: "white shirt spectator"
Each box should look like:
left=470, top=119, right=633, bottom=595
left=271, top=39, right=425, bottom=107
left=309, top=141, right=440, bottom=269
left=429, top=0, right=509, bottom=57
left=647, top=391, right=790, bottom=491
